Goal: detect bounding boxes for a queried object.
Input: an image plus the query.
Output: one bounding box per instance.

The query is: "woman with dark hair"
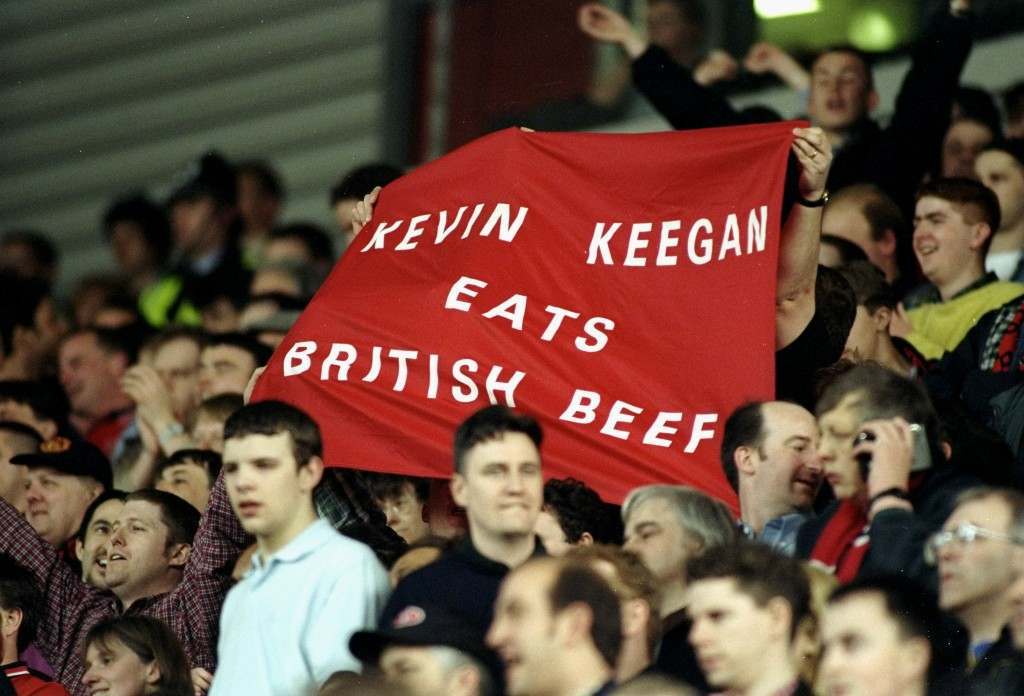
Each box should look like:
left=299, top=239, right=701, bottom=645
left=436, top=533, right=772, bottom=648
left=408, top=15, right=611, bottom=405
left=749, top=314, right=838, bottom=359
left=81, top=616, right=191, bottom=696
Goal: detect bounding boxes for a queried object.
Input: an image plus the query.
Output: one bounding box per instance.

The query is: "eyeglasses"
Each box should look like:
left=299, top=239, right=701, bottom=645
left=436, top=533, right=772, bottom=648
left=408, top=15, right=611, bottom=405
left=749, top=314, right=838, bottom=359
left=924, top=523, right=1015, bottom=565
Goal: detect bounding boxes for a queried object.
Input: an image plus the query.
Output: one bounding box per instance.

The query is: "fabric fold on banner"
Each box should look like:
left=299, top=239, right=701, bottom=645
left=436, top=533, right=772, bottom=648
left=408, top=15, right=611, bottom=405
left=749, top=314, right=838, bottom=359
left=252, top=122, right=798, bottom=505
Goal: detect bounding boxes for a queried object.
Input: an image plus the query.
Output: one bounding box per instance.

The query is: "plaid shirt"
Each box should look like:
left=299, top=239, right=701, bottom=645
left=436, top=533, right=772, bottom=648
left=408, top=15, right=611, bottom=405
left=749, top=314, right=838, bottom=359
left=0, top=474, right=248, bottom=696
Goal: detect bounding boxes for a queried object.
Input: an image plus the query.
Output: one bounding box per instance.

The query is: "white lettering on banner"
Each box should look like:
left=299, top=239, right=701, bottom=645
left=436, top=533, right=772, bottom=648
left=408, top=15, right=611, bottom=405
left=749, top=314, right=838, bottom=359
left=281, top=341, right=526, bottom=407
left=559, top=388, right=719, bottom=453
left=444, top=276, right=615, bottom=353
left=586, top=206, right=769, bottom=266
left=360, top=203, right=529, bottom=252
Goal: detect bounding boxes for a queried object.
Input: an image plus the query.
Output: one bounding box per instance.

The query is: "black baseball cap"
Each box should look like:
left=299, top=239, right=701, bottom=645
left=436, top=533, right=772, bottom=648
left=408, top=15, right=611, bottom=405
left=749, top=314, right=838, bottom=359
left=11, top=435, right=113, bottom=490
left=167, top=151, right=237, bottom=207
left=350, top=604, right=494, bottom=668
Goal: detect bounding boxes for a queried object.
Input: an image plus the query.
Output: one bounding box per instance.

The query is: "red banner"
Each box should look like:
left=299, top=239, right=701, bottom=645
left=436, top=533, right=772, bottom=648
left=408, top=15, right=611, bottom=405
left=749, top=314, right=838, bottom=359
left=253, top=123, right=798, bottom=505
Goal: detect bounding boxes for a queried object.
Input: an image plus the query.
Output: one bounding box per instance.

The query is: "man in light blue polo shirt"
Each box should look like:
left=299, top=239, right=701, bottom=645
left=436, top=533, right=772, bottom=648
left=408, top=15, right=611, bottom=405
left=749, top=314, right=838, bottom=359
left=208, top=400, right=388, bottom=696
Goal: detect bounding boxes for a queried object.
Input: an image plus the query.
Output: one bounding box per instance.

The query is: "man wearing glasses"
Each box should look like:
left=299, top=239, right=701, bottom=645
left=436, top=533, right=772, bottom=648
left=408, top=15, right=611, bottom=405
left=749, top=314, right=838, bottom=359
left=930, top=486, right=1024, bottom=678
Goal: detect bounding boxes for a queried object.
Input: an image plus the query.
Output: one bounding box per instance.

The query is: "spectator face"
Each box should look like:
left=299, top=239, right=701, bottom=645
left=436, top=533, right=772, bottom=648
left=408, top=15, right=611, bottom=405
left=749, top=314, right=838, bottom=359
left=687, top=578, right=787, bottom=692
left=745, top=402, right=821, bottom=514
left=487, top=561, right=562, bottom=696
left=77, top=498, right=125, bottom=588
left=25, top=467, right=101, bottom=546
left=816, top=393, right=866, bottom=500
left=0, top=431, right=33, bottom=513
left=646, top=1, right=701, bottom=59
left=198, top=345, right=257, bottom=399
left=450, top=433, right=542, bottom=544
left=262, top=237, right=312, bottom=266
left=820, top=592, right=929, bottom=696
left=151, top=338, right=201, bottom=421
left=808, top=51, right=875, bottom=133
left=83, top=635, right=159, bottom=696
left=155, top=459, right=212, bottom=512
left=623, top=496, right=698, bottom=588
left=109, top=220, right=156, bottom=276
left=379, top=645, right=452, bottom=696
left=191, top=412, right=226, bottom=453
left=59, top=332, right=127, bottom=418
left=223, top=431, right=321, bottom=548
left=237, top=172, right=280, bottom=233
left=913, top=196, right=988, bottom=288
left=102, top=499, right=189, bottom=604
left=170, top=196, right=218, bottom=256
left=976, top=150, right=1024, bottom=233
left=942, top=120, right=994, bottom=180
left=374, top=481, right=430, bottom=545
left=821, top=200, right=892, bottom=271
left=534, top=509, right=572, bottom=556
left=935, top=495, right=1017, bottom=618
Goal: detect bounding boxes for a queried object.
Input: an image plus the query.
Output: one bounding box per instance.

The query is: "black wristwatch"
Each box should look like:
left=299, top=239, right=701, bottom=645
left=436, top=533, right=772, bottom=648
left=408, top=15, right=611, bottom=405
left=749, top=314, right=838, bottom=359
left=797, top=189, right=830, bottom=208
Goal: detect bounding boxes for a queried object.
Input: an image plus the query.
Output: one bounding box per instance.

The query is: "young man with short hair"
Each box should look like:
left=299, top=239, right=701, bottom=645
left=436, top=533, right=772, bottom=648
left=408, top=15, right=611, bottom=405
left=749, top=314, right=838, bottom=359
left=209, top=400, right=388, bottom=696
left=900, top=178, right=1024, bottom=359
left=0, top=553, right=69, bottom=696
left=487, top=556, right=621, bottom=696
left=155, top=448, right=220, bottom=512
left=685, top=543, right=812, bottom=696
left=382, top=405, right=545, bottom=636
left=821, top=575, right=967, bottom=696
left=535, top=478, right=616, bottom=557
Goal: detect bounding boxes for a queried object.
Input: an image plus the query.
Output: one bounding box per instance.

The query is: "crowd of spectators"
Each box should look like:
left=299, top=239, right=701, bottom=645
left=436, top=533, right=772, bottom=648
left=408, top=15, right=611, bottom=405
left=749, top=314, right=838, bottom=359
left=3, top=0, right=1024, bottom=694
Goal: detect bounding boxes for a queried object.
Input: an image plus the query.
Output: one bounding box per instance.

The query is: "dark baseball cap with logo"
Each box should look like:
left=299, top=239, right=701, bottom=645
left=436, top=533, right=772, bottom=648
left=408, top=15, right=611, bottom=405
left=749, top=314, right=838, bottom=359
left=350, top=604, right=495, bottom=669
left=11, top=435, right=113, bottom=490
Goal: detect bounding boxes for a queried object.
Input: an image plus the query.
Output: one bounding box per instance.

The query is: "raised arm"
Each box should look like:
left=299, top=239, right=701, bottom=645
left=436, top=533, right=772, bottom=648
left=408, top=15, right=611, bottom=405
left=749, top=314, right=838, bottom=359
left=776, top=127, right=833, bottom=349
left=578, top=2, right=744, bottom=130
left=156, top=472, right=251, bottom=671
left=872, top=0, right=974, bottom=203
left=0, top=498, right=103, bottom=680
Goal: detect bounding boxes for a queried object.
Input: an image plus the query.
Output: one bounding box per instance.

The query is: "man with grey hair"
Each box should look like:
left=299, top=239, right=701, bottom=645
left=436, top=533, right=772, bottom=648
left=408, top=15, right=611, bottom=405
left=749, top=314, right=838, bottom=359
left=930, top=486, right=1024, bottom=684
left=350, top=603, right=495, bottom=696
left=621, top=484, right=736, bottom=690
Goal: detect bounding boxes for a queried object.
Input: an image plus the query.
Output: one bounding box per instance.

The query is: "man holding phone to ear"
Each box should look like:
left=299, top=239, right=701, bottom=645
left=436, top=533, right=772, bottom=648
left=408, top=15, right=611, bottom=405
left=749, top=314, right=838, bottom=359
left=796, top=363, right=980, bottom=588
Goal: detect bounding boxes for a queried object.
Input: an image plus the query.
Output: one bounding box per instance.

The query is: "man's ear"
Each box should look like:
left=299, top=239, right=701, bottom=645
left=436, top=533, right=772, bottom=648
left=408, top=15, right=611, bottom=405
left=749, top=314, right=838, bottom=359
left=557, top=603, right=594, bottom=646
left=143, top=658, right=162, bottom=686
left=578, top=531, right=595, bottom=546
left=299, top=455, right=324, bottom=492
left=621, top=597, right=651, bottom=639
left=0, top=607, right=24, bottom=645
left=871, top=306, right=892, bottom=332
left=75, top=537, right=85, bottom=563
left=766, top=596, right=793, bottom=641
left=969, top=222, right=993, bottom=251
left=450, top=473, right=467, bottom=508
left=734, top=446, right=757, bottom=478
left=167, top=543, right=192, bottom=570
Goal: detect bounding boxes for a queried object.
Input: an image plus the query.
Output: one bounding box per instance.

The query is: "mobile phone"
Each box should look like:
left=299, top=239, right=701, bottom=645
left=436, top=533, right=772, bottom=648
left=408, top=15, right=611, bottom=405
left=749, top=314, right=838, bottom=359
left=853, top=423, right=932, bottom=478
